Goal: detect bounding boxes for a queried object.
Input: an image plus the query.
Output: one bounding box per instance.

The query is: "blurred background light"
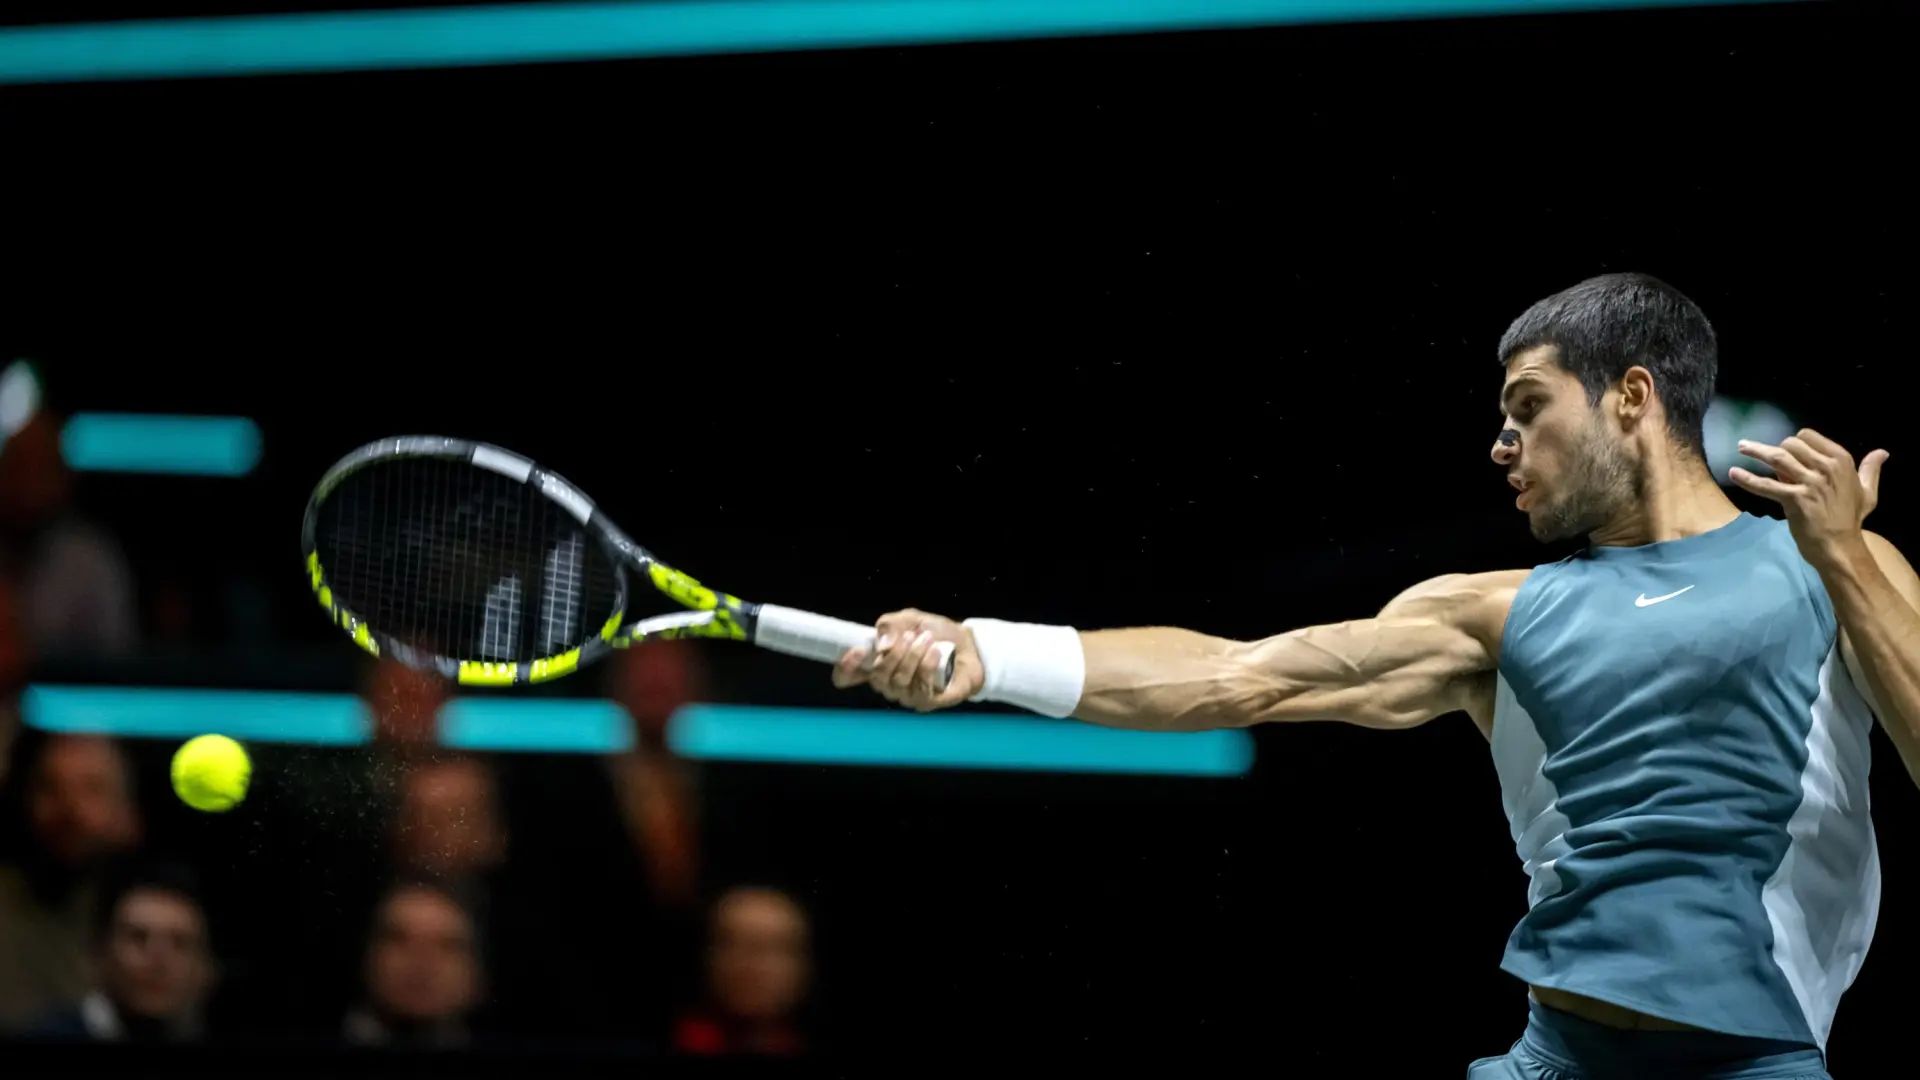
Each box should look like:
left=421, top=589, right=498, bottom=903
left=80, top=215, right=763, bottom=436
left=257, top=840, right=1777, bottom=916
left=60, top=413, right=264, bottom=477
left=668, top=703, right=1256, bottom=776
left=23, top=685, right=1256, bottom=774
left=439, top=696, right=635, bottom=753
left=1701, top=394, right=1797, bottom=487
left=0, top=360, right=43, bottom=449
left=22, top=685, right=371, bottom=745
left=0, top=0, right=1807, bottom=85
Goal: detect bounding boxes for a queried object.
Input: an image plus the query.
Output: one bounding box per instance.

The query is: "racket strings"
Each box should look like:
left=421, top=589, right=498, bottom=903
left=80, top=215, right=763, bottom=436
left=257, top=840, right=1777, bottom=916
left=314, top=457, right=620, bottom=663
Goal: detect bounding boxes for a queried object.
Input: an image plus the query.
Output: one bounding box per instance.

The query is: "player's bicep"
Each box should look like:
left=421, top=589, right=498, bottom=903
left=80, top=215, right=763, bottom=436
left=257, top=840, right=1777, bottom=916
left=1233, top=572, right=1516, bottom=731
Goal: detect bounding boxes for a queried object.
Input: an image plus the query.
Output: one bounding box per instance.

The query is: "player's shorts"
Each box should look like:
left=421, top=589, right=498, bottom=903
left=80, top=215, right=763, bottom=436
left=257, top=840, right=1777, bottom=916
left=1466, top=999, right=1830, bottom=1080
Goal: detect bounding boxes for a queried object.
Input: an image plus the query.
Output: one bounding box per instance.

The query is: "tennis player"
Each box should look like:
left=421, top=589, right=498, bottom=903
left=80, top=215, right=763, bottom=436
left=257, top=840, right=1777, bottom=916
left=834, top=273, right=1918, bottom=1079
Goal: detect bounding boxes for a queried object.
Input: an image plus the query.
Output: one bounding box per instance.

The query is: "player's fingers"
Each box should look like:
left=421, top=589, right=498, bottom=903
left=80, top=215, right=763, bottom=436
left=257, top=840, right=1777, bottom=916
left=871, top=627, right=918, bottom=689
left=874, top=609, right=927, bottom=643
left=1778, top=435, right=1838, bottom=474
left=910, top=641, right=951, bottom=709
left=887, top=630, right=935, bottom=697
left=1860, top=449, right=1889, bottom=492
left=832, top=647, right=870, bottom=689
left=1795, top=428, right=1849, bottom=461
left=1737, top=442, right=1814, bottom=483
left=1728, top=466, right=1801, bottom=503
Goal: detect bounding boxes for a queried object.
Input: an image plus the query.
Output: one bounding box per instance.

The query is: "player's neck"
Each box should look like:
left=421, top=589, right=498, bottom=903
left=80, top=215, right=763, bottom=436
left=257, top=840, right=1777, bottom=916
left=1589, top=453, right=1739, bottom=548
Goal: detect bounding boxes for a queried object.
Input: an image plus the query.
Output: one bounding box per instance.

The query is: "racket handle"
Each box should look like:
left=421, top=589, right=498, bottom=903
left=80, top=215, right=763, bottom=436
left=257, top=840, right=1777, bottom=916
left=754, top=604, right=955, bottom=692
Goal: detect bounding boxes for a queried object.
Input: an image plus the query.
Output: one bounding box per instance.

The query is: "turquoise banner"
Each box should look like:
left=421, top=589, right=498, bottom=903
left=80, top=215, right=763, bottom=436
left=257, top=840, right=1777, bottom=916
left=0, top=1, right=1805, bottom=85
left=22, top=685, right=1255, bottom=776
left=61, top=413, right=263, bottom=477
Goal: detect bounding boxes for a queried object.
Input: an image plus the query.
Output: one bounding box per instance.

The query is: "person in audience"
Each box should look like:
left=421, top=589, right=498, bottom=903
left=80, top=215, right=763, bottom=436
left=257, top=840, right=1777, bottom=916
left=0, top=361, right=138, bottom=659
left=366, top=657, right=448, bottom=761
left=30, top=858, right=217, bottom=1042
left=393, top=756, right=507, bottom=879
left=673, top=885, right=813, bottom=1056
left=342, top=877, right=484, bottom=1049
left=0, top=574, right=23, bottom=789
left=604, top=639, right=704, bottom=913
left=0, top=731, right=142, bottom=1032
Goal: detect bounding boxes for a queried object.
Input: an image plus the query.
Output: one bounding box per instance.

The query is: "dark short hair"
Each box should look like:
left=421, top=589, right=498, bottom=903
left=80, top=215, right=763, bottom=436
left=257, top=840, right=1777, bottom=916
left=1498, top=273, right=1718, bottom=457
left=91, top=856, right=209, bottom=948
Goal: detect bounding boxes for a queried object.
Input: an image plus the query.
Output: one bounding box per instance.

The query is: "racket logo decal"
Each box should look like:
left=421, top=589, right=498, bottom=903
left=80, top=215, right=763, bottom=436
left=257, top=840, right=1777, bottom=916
left=457, top=660, right=520, bottom=686
left=649, top=564, right=723, bottom=611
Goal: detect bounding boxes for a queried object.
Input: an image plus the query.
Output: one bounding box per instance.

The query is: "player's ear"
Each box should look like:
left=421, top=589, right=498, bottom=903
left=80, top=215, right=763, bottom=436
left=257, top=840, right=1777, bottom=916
left=1618, top=366, right=1655, bottom=418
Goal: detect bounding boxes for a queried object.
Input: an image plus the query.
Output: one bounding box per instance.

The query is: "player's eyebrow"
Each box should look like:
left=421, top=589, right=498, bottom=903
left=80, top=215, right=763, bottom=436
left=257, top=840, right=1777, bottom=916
left=1500, top=376, right=1547, bottom=416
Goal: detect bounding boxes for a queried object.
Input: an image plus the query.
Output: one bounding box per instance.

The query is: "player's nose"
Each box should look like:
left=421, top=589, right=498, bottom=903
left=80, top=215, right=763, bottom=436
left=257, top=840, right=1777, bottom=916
left=1491, top=428, right=1519, bottom=465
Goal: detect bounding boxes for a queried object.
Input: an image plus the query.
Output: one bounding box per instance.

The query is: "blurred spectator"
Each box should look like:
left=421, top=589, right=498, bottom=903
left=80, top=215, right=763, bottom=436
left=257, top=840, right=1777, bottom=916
left=672, top=886, right=813, bottom=1057
left=0, top=574, right=22, bottom=789
left=365, top=657, right=450, bottom=761
left=605, top=639, right=704, bottom=912
left=0, top=732, right=143, bottom=1032
left=30, top=858, right=217, bottom=1042
left=343, top=878, right=484, bottom=1049
left=394, top=756, right=507, bottom=878
left=0, top=361, right=138, bottom=659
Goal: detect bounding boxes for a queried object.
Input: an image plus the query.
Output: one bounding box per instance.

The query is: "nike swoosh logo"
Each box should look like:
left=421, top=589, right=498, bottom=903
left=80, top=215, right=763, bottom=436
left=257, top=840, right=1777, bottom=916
left=1635, top=585, right=1695, bottom=607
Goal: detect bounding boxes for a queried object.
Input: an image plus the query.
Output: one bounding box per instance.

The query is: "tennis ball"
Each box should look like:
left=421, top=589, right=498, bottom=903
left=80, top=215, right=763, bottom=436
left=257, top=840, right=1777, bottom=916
left=171, top=734, right=251, bottom=813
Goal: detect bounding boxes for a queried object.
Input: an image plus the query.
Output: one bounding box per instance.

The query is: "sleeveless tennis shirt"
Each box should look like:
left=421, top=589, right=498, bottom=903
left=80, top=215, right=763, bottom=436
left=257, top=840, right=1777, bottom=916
left=1492, top=511, right=1879, bottom=1051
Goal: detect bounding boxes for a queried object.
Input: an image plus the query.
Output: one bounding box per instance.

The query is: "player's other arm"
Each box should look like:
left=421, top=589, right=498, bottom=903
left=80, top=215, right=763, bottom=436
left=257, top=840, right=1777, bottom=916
left=838, top=570, right=1525, bottom=733
left=1829, top=531, right=1920, bottom=788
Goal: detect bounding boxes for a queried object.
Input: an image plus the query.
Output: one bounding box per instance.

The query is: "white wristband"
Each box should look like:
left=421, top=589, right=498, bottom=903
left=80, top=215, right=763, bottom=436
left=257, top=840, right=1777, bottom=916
left=961, top=618, right=1085, bottom=718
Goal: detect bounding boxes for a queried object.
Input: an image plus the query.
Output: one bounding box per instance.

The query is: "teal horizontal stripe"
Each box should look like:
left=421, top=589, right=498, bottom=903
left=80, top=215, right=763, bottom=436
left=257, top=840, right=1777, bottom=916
left=23, top=685, right=370, bottom=745
left=439, top=697, right=635, bottom=753
left=669, top=703, right=1254, bottom=776
left=21, top=685, right=1253, bottom=775
left=60, top=413, right=262, bottom=477
left=0, top=0, right=1804, bottom=85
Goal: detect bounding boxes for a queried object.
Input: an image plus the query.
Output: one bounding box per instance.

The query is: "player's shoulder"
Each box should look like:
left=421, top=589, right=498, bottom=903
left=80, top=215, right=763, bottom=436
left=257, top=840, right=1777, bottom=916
left=1379, top=569, right=1529, bottom=647
left=1381, top=569, right=1531, bottom=613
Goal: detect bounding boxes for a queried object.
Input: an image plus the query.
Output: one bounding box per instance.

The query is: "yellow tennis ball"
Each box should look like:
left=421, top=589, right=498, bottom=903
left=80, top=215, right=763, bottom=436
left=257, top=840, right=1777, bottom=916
left=171, top=734, right=251, bottom=812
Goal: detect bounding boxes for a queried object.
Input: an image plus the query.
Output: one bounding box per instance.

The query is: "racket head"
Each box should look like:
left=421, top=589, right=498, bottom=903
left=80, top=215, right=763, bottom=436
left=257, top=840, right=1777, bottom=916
left=302, top=436, right=633, bottom=687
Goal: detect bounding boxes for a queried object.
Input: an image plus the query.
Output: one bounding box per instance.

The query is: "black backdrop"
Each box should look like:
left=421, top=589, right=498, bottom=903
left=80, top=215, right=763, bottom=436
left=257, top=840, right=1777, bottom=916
left=2, top=0, right=1913, bottom=1073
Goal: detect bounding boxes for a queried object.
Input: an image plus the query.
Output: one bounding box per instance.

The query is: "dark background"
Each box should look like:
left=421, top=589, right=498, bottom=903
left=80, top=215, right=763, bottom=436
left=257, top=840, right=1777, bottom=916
left=2, top=0, right=1912, bottom=1072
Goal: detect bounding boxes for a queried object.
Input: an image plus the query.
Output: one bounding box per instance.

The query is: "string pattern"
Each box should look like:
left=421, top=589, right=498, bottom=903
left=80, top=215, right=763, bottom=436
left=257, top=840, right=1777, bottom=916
left=315, top=456, right=621, bottom=663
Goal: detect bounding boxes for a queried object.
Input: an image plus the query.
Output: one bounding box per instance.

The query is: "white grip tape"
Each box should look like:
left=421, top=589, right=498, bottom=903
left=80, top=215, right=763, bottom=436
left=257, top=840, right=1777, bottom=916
left=755, top=605, right=954, bottom=691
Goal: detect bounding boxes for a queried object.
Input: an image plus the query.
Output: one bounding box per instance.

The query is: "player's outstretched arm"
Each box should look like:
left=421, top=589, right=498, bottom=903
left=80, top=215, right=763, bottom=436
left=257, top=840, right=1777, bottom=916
left=834, top=571, right=1526, bottom=733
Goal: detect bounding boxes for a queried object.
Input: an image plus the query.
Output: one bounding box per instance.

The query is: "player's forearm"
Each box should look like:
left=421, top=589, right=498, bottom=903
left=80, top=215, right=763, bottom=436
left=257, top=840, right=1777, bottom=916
left=1072, top=627, right=1264, bottom=731
left=1822, top=541, right=1920, bottom=773
left=965, top=618, right=1455, bottom=732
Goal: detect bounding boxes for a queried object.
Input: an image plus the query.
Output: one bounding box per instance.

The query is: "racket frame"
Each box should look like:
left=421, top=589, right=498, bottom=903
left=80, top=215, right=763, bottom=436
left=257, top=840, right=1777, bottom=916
left=302, top=436, right=805, bottom=687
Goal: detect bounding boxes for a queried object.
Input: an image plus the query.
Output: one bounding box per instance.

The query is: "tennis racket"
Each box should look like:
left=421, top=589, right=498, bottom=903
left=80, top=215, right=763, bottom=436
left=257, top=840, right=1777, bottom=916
left=301, top=435, right=953, bottom=689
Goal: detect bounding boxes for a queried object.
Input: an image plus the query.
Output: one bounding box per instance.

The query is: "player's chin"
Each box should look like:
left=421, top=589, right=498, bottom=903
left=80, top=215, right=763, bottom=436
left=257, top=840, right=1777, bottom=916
left=1526, top=507, right=1579, bottom=544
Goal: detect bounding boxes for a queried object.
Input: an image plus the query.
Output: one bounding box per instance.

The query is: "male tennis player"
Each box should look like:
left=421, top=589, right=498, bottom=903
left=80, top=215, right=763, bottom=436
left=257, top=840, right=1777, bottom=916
left=832, top=273, right=1920, bottom=1079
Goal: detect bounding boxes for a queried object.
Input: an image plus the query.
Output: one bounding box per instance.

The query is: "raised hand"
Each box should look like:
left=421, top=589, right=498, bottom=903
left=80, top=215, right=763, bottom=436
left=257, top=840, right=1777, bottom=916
left=1729, top=428, right=1888, bottom=571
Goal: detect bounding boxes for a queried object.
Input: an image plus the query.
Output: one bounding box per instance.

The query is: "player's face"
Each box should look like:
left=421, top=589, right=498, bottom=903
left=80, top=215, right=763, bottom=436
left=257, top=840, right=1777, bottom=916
left=1493, top=347, right=1635, bottom=543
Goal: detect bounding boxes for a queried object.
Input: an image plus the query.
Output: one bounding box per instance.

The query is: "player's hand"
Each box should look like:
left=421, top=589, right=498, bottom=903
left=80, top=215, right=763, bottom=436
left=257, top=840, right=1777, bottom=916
left=832, top=608, right=984, bottom=712
left=1730, top=429, right=1888, bottom=570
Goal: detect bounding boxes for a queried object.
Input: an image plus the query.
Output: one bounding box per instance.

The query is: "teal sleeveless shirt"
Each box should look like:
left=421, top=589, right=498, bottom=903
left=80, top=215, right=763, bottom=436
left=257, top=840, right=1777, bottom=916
left=1493, top=512, right=1879, bottom=1051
